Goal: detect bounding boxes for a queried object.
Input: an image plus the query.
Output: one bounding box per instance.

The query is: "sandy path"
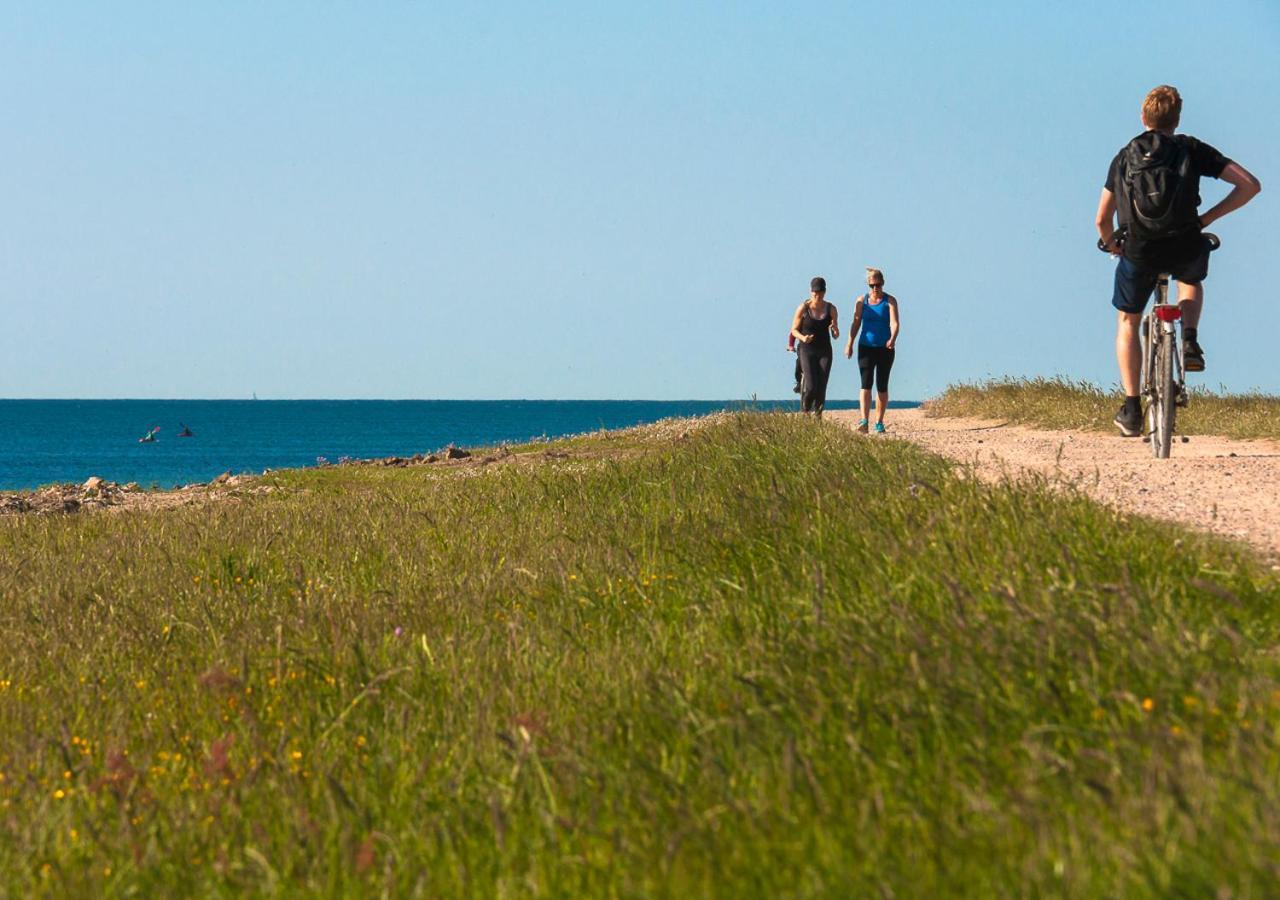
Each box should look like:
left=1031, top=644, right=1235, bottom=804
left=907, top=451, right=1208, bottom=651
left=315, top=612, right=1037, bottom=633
left=827, top=408, right=1280, bottom=559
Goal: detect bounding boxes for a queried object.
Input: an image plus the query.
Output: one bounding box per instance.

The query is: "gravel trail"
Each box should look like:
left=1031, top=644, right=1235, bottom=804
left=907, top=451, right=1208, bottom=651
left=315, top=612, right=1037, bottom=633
left=828, top=408, right=1280, bottom=559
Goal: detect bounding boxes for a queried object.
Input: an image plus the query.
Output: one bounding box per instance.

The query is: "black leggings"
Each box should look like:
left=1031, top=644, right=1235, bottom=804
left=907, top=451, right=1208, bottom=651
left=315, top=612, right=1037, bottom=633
left=857, top=345, right=895, bottom=393
left=798, top=343, right=832, bottom=413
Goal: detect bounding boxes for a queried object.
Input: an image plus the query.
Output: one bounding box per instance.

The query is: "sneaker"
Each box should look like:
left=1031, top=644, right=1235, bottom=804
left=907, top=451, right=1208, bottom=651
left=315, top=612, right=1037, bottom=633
left=874, top=422, right=886, bottom=434
left=856, top=419, right=869, bottom=434
left=1114, top=404, right=1142, bottom=437
left=1183, top=339, right=1205, bottom=372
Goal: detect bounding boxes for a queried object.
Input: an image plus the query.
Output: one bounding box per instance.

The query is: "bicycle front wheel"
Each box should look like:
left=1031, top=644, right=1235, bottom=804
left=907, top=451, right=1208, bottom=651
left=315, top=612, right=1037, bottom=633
left=1150, top=331, right=1177, bottom=459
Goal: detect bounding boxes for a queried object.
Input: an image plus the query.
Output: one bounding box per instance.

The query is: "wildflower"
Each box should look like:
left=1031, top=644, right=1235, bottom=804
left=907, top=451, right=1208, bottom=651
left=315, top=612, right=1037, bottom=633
left=52, top=789, right=65, bottom=800
left=290, top=750, right=303, bottom=761
left=1182, top=695, right=1198, bottom=709
left=1141, top=698, right=1155, bottom=712
left=1170, top=725, right=1183, bottom=736
left=394, top=627, right=403, bottom=637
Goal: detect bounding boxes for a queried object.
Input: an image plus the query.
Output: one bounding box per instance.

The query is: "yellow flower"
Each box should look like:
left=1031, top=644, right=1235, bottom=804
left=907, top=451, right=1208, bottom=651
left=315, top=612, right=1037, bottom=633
left=290, top=750, right=303, bottom=761
left=52, top=789, right=65, bottom=800
left=1182, top=695, right=1198, bottom=709
left=1141, top=698, right=1155, bottom=712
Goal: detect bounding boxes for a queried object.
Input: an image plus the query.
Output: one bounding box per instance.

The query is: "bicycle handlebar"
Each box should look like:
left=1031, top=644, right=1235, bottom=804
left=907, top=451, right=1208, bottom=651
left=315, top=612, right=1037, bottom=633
left=1097, top=227, right=1221, bottom=253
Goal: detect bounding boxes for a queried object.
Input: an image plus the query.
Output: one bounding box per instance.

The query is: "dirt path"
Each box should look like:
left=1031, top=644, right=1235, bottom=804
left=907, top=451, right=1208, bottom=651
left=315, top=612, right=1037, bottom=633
left=827, top=408, right=1280, bottom=559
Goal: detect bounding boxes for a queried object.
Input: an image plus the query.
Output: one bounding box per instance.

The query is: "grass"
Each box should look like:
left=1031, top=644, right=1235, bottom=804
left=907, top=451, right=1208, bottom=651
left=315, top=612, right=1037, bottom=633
left=1, top=412, right=1279, bottom=896
left=928, top=377, right=1280, bottom=440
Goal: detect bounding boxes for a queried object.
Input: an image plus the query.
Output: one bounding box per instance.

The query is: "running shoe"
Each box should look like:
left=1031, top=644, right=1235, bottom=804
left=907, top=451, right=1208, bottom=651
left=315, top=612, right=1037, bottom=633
left=1183, top=339, right=1205, bottom=372
left=874, top=422, right=886, bottom=434
left=857, top=419, right=869, bottom=434
left=1113, top=404, right=1142, bottom=437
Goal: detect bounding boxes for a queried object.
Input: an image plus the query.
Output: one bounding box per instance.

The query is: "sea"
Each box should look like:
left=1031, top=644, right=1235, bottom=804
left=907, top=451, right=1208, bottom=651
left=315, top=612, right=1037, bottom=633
left=0, top=399, right=920, bottom=491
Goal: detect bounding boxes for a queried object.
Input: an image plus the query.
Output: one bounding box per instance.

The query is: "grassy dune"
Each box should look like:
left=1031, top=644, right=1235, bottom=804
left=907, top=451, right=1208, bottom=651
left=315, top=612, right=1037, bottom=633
left=1, top=414, right=1278, bottom=896
left=929, top=377, right=1280, bottom=440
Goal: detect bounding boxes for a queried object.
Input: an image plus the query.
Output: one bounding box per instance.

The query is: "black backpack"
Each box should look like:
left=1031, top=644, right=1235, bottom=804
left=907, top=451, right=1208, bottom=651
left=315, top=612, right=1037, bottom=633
left=1116, top=132, right=1198, bottom=240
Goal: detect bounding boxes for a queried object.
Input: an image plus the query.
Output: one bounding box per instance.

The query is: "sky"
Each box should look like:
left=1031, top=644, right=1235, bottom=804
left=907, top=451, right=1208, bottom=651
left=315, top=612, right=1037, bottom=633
left=1, top=1, right=1277, bottom=400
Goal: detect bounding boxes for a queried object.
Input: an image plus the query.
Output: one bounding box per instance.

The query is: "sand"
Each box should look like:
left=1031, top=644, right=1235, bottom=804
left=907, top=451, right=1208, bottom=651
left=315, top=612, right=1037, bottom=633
left=828, top=408, right=1280, bottom=560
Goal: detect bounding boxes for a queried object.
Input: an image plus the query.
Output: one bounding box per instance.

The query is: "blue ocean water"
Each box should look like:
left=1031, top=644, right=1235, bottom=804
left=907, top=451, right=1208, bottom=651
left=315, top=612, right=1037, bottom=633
left=0, top=399, right=919, bottom=491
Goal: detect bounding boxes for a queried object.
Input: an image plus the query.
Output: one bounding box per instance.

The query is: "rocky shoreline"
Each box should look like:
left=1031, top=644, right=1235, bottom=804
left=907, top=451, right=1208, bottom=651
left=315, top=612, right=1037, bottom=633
left=0, top=445, right=484, bottom=516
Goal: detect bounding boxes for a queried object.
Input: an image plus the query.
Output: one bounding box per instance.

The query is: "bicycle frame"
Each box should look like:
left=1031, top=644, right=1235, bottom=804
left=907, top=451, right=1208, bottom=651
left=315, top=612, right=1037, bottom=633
left=1140, top=274, right=1185, bottom=457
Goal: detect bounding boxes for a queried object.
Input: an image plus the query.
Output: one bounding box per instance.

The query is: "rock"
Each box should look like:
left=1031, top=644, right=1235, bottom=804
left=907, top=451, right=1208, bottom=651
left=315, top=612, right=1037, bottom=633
left=425, top=454, right=440, bottom=464
left=123, top=482, right=140, bottom=492
left=62, top=498, right=81, bottom=513
left=445, top=446, right=471, bottom=460
left=381, top=456, right=408, bottom=467
left=211, top=472, right=232, bottom=485
left=412, top=453, right=425, bottom=463
left=82, top=476, right=105, bottom=495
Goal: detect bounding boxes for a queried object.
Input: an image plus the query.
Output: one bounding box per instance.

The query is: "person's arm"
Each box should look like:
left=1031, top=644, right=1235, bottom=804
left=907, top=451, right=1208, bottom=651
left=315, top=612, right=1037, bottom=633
left=791, top=305, right=810, bottom=343
left=828, top=304, right=839, bottom=341
left=1096, top=188, right=1121, bottom=253
left=886, top=296, right=900, bottom=350
left=844, top=297, right=864, bottom=358
left=1199, top=161, right=1262, bottom=229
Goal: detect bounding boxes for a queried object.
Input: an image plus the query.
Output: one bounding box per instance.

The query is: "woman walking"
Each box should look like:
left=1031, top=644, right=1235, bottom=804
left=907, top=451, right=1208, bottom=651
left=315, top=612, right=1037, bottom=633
left=845, top=268, right=899, bottom=433
left=790, top=277, right=839, bottom=417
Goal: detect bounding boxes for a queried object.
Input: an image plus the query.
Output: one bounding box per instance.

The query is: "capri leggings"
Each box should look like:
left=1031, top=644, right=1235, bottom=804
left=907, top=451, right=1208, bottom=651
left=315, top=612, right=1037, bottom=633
left=857, top=345, right=895, bottom=393
left=798, top=342, right=832, bottom=413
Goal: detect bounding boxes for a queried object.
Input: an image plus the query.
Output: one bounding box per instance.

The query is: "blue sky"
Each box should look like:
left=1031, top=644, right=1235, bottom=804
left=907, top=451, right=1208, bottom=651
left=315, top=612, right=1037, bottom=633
left=2, top=1, right=1276, bottom=399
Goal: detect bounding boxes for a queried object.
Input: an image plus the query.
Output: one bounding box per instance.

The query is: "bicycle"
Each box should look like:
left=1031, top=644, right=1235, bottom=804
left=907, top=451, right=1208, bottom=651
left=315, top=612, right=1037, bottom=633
left=1098, top=227, right=1220, bottom=458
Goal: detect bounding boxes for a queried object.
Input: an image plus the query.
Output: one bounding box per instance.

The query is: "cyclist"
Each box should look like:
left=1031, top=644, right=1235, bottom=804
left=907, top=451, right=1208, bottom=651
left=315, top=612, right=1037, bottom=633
left=1096, top=85, right=1261, bottom=437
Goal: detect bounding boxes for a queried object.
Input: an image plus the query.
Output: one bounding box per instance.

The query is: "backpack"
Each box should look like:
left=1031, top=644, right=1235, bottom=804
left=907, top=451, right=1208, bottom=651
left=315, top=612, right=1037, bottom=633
left=1116, top=132, right=1198, bottom=240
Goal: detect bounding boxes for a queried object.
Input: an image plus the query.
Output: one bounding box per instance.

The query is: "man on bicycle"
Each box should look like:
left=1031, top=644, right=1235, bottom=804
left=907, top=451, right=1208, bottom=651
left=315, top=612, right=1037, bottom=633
left=1096, top=85, right=1261, bottom=436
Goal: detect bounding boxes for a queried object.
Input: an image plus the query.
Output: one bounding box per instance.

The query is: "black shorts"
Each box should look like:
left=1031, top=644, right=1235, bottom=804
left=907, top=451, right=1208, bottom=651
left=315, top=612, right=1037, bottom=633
left=1112, top=239, right=1212, bottom=314
left=857, top=344, right=895, bottom=392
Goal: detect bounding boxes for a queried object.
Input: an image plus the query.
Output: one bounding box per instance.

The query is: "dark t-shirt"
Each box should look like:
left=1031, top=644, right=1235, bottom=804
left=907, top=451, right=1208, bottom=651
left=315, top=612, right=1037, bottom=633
left=1105, top=132, right=1230, bottom=267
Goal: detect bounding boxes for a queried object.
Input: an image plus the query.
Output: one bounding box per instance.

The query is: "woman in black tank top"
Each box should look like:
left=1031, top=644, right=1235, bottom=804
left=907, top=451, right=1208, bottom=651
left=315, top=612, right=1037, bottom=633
left=789, top=277, right=839, bottom=417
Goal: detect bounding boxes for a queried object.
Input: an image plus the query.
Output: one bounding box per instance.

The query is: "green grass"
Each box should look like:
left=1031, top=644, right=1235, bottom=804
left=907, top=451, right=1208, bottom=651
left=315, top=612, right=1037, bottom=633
left=929, top=377, right=1280, bottom=440
left=1, top=413, right=1279, bottom=896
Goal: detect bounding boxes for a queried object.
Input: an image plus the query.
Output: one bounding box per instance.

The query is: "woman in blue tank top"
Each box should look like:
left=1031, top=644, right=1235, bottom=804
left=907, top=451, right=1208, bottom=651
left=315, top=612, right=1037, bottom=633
left=843, top=267, right=900, bottom=433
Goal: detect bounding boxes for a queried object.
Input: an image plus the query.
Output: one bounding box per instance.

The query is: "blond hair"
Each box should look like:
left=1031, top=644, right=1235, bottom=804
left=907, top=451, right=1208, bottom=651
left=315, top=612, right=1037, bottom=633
left=1142, top=85, right=1182, bottom=132
left=865, top=267, right=884, bottom=286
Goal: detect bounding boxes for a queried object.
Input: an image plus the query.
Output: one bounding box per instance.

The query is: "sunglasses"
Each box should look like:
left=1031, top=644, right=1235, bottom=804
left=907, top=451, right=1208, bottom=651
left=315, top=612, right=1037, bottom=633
left=868, top=282, right=883, bottom=288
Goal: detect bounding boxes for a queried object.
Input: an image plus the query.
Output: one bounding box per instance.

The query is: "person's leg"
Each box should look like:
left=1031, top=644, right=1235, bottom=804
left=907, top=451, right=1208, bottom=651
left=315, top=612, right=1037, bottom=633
left=875, top=349, right=895, bottom=424
left=798, top=346, right=816, bottom=413
left=1116, top=311, right=1142, bottom=396
left=857, top=345, right=874, bottom=430
left=1177, top=281, right=1204, bottom=328
left=812, top=351, right=832, bottom=417
left=1170, top=242, right=1211, bottom=371
left=1112, top=257, right=1156, bottom=434
left=794, top=355, right=803, bottom=392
